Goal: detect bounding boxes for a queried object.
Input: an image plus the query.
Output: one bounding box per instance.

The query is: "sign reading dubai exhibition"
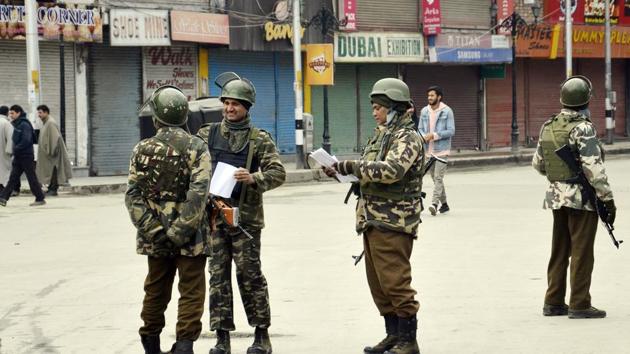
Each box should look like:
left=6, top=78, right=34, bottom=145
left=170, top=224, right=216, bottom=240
left=334, top=32, right=424, bottom=62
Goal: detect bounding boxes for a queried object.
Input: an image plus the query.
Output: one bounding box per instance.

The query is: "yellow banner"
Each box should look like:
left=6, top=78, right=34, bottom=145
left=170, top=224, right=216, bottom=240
left=305, top=44, right=334, bottom=86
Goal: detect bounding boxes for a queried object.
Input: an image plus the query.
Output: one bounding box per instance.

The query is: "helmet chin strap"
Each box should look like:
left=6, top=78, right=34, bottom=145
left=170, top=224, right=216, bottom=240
left=386, top=109, right=396, bottom=125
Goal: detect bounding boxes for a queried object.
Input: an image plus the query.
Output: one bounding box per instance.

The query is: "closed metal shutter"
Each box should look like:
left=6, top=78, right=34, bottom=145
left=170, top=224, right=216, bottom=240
left=523, top=59, right=565, bottom=141
left=0, top=40, right=76, bottom=162
left=356, top=0, right=418, bottom=32
left=88, top=37, right=142, bottom=176
left=208, top=50, right=278, bottom=141
left=274, top=53, right=297, bottom=154
left=439, top=0, right=491, bottom=29
left=406, top=65, right=481, bottom=149
left=577, top=59, right=627, bottom=137
left=357, top=64, right=398, bottom=146
left=312, top=64, right=359, bottom=154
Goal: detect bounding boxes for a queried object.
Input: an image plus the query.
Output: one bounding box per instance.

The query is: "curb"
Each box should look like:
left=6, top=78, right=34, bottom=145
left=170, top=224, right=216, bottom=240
left=29, top=147, right=630, bottom=196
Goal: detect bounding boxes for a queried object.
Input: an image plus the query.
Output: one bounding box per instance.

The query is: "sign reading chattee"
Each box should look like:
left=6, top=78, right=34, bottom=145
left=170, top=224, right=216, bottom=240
left=334, top=32, right=425, bottom=62
left=110, top=9, right=170, bottom=46
left=517, top=23, right=630, bottom=58
left=0, top=2, right=102, bottom=42
left=170, top=11, right=229, bottom=44
left=422, top=0, right=441, bottom=35
left=305, top=44, right=334, bottom=86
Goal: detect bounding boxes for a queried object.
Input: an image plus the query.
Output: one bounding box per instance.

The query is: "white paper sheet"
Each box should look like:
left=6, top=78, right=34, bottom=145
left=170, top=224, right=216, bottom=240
left=309, top=148, right=359, bottom=183
left=210, top=162, right=238, bottom=198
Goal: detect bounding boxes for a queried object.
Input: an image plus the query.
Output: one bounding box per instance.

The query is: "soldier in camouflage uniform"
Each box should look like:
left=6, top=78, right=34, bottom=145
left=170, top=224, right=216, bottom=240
left=325, top=78, right=423, bottom=354
left=125, top=85, right=211, bottom=354
left=197, top=72, right=286, bottom=354
left=532, top=75, right=616, bottom=319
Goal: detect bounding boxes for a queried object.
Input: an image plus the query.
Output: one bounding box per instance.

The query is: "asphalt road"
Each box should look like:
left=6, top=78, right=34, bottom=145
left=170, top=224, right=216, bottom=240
left=1, top=157, right=629, bottom=353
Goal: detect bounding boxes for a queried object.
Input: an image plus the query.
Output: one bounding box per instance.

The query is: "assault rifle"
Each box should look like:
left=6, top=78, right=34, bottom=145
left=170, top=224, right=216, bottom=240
left=208, top=196, right=253, bottom=240
left=350, top=155, right=448, bottom=265
left=555, top=145, right=622, bottom=249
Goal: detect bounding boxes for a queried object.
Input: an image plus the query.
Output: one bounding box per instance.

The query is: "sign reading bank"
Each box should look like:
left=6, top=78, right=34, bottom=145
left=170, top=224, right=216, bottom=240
left=334, top=32, right=425, bottom=62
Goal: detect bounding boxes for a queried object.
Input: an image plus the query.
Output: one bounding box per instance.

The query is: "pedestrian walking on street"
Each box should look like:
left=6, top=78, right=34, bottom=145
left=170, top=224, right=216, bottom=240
left=418, top=86, right=455, bottom=216
left=0, top=105, right=13, bottom=193
left=125, top=86, right=212, bottom=354
left=35, top=105, right=73, bottom=196
left=197, top=72, right=286, bottom=354
left=324, top=78, right=424, bottom=354
left=0, top=105, right=45, bottom=207
left=532, top=75, right=616, bottom=319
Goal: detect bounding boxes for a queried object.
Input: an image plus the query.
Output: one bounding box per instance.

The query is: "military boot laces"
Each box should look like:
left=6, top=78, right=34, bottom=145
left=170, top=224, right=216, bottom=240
left=246, top=327, right=272, bottom=354
left=209, top=330, right=231, bottom=354
left=141, top=335, right=166, bottom=354
left=384, top=316, right=420, bottom=354
left=364, top=315, right=399, bottom=354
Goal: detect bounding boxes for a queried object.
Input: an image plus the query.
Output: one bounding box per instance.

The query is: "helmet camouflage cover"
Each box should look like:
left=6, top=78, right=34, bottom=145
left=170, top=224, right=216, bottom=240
left=143, top=85, right=189, bottom=126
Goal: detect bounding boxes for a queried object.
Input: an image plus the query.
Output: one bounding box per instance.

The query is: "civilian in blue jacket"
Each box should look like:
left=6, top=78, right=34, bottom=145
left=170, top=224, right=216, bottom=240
left=418, top=86, right=455, bottom=215
left=0, top=105, right=45, bottom=206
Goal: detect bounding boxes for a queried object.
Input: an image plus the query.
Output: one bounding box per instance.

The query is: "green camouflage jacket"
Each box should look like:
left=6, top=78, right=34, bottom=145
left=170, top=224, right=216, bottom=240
left=125, top=127, right=212, bottom=257
left=343, top=112, right=424, bottom=237
left=197, top=120, right=286, bottom=230
left=532, top=109, right=614, bottom=211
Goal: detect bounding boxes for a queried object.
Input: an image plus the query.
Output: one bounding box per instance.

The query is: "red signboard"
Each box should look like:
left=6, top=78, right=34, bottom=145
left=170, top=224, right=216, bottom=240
left=497, top=0, right=514, bottom=35
left=543, top=0, right=630, bottom=25
left=423, top=0, right=442, bottom=35
left=342, top=0, right=356, bottom=31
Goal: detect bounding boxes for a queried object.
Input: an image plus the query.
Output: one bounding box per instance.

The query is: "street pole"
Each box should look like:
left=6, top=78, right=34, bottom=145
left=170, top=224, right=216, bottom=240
left=60, top=33, right=66, bottom=141
left=510, top=12, right=519, bottom=152
left=604, top=0, right=614, bottom=144
left=320, top=7, right=331, bottom=154
left=25, top=0, right=41, bottom=128
left=292, top=0, right=305, bottom=168
left=565, top=0, right=572, bottom=78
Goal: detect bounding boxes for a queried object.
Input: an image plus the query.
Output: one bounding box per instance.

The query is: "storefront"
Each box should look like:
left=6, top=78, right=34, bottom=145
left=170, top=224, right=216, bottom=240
left=485, top=23, right=629, bottom=148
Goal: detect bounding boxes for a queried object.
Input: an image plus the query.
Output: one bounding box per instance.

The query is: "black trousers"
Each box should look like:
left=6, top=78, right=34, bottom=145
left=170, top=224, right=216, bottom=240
left=0, top=155, right=44, bottom=201
left=49, top=166, right=59, bottom=192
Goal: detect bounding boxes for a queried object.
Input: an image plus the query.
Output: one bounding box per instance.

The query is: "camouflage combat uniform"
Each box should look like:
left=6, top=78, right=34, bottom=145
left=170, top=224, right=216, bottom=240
left=340, top=111, right=424, bottom=318
left=532, top=109, right=614, bottom=310
left=125, top=126, right=211, bottom=342
left=197, top=117, right=286, bottom=331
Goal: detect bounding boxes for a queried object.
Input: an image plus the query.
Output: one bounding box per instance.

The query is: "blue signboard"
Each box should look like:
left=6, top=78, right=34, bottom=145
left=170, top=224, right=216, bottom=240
left=435, top=48, right=512, bottom=63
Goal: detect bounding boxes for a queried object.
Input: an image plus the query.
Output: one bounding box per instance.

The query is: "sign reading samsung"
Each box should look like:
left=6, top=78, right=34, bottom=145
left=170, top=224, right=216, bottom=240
left=334, top=32, right=424, bottom=63
left=431, top=33, right=512, bottom=63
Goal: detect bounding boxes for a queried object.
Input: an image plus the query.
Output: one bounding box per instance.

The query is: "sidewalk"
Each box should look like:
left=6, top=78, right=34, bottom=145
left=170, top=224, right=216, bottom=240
left=27, top=140, right=630, bottom=195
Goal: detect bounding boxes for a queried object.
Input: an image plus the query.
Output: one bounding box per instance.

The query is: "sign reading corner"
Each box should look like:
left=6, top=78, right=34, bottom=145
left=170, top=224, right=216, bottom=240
left=334, top=32, right=425, bottom=63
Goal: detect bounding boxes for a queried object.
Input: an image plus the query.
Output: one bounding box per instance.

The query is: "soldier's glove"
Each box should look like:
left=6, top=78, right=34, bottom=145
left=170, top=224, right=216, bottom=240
left=604, top=199, right=616, bottom=225
left=152, top=231, right=175, bottom=257
left=336, top=160, right=354, bottom=176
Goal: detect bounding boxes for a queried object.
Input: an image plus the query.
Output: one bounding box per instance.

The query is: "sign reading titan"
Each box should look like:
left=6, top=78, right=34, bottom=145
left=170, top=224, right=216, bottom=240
left=334, top=32, right=424, bottom=62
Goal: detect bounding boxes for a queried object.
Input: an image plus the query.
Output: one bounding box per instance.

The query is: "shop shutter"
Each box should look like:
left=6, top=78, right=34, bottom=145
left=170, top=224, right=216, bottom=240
left=522, top=59, right=564, bottom=140
left=577, top=59, right=627, bottom=137
left=357, top=64, right=398, bottom=146
left=439, top=0, right=491, bottom=29
left=88, top=37, right=142, bottom=176
left=274, top=53, right=297, bottom=154
left=312, top=64, right=358, bottom=154
left=0, top=40, right=76, bottom=162
left=406, top=64, right=481, bottom=149
left=208, top=50, right=277, bottom=140
left=356, top=0, right=418, bottom=32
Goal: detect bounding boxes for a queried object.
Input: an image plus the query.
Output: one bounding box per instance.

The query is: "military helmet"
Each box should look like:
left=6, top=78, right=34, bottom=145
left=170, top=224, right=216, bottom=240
left=560, top=75, right=592, bottom=107
left=215, top=72, right=256, bottom=107
left=369, top=78, right=411, bottom=105
left=143, top=85, right=189, bottom=126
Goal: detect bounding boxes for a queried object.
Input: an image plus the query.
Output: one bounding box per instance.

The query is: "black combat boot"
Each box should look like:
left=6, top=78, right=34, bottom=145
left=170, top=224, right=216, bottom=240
left=209, top=330, right=231, bottom=354
left=384, top=316, right=420, bottom=354
left=364, top=314, right=399, bottom=353
left=246, top=327, right=272, bottom=354
left=169, top=339, right=193, bottom=354
left=140, top=335, right=164, bottom=354
left=568, top=306, right=607, bottom=319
